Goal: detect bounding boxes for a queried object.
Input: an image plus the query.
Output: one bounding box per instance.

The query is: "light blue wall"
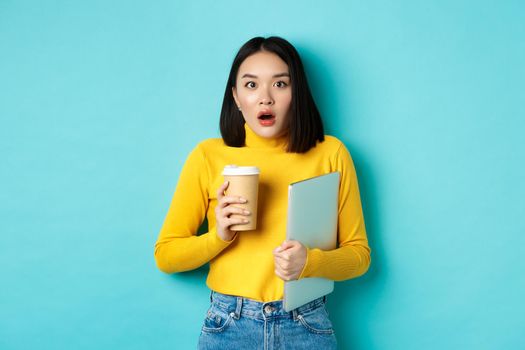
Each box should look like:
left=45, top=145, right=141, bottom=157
left=1, top=1, right=524, bottom=349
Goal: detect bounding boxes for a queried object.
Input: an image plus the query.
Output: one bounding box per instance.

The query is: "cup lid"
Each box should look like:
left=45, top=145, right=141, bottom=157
left=222, top=165, right=260, bottom=176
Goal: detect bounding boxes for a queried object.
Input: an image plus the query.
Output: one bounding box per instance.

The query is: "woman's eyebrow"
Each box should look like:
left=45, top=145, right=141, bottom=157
left=240, top=72, right=290, bottom=79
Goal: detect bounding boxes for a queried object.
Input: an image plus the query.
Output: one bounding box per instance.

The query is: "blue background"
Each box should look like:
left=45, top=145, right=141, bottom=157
left=1, top=1, right=524, bottom=349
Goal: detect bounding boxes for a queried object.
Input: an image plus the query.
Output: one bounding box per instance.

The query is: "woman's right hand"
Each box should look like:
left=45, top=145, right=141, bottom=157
left=215, top=181, right=250, bottom=241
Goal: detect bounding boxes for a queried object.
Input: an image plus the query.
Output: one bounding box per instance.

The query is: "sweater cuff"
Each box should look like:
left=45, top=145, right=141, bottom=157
left=298, top=248, right=323, bottom=279
left=206, top=227, right=236, bottom=253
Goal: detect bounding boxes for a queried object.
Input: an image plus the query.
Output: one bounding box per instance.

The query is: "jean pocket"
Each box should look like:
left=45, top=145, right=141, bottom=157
left=296, top=306, right=335, bottom=335
left=201, top=305, right=234, bottom=334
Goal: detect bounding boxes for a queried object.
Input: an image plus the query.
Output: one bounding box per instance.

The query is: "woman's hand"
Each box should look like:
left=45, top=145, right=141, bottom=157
left=215, top=181, right=251, bottom=242
left=273, top=240, right=307, bottom=281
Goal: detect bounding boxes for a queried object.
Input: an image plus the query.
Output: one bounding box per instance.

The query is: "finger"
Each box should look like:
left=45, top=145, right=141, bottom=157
left=280, top=240, right=297, bottom=251
left=274, top=268, right=291, bottom=281
left=273, top=250, right=291, bottom=261
left=219, top=195, right=248, bottom=208
left=272, top=248, right=286, bottom=259
left=225, top=217, right=249, bottom=227
left=273, top=256, right=291, bottom=270
left=222, top=206, right=251, bottom=217
left=273, top=250, right=294, bottom=266
left=216, top=181, right=229, bottom=199
left=273, top=244, right=283, bottom=254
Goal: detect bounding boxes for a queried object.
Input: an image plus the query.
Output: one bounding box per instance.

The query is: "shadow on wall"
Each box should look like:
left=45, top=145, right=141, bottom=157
left=328, top=145, right=383, bottom=349
left=169, top=264, right=209, bottom=286
left=166, top=46, right=383, bottom=349
left=300, top=42, right=383, bottom=349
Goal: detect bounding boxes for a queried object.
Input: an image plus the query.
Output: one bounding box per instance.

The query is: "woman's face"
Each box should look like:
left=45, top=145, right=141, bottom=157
left=232, top=51, right=292, bottom=139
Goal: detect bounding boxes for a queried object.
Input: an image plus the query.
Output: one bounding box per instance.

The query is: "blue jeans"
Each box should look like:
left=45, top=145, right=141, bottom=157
left=198, top=291, right=337, bottom=350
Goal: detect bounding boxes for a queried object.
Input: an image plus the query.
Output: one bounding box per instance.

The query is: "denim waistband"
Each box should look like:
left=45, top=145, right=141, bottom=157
left=210, top=291, right=326, bottom=321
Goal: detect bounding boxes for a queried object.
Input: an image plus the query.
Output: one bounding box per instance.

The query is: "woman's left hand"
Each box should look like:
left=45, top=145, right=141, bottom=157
left=273, top=240, right=307, bottom=281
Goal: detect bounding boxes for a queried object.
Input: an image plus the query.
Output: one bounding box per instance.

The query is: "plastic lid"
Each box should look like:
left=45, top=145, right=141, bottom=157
left=222, top=165, right=260, bottom=176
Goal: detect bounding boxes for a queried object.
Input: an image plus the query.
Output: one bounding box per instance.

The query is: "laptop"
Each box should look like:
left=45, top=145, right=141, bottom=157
left=283, top=171, right=340, bottom=312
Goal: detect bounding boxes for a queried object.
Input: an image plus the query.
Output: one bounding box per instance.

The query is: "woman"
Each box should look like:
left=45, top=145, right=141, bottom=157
left=155, top=36, right=371, bottom=349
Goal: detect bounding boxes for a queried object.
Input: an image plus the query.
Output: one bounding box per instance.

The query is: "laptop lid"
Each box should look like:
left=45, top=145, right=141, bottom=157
left=283, top=171, right=340, bottom=312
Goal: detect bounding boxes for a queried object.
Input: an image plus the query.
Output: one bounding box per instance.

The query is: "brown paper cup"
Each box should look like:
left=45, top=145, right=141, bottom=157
left=222, top=165, right=260, bottom=231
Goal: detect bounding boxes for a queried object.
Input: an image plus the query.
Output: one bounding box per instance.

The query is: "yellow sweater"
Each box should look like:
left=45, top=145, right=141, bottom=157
left=154, top=124, right=371, bottom=302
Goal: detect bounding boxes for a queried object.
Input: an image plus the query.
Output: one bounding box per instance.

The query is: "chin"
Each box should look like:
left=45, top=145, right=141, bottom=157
left=256, top=128, right=283, bottom=139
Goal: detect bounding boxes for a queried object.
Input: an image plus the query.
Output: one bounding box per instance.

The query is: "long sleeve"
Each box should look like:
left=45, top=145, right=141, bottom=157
left=154, top=145, right=233, bottom=274
left=154, top=132, right=369, bottom=301
left=299, top=143, right=371, bottom=281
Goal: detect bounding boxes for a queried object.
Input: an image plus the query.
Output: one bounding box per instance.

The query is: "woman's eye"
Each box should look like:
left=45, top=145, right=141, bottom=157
left=274, top=81, right=288, bottom=88
left=245, top=81, right=257, bottom=89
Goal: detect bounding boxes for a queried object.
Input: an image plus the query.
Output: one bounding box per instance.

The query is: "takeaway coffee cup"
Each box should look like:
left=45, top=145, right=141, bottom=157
left=222, top=165, right=260, bottom=231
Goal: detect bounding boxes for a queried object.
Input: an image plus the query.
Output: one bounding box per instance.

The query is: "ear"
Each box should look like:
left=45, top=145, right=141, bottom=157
left=232, top=87, right=240, bottom=109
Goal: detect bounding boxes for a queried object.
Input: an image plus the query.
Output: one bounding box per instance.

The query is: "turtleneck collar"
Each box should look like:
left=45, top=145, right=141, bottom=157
left=244, top=123, right=288, bottom=150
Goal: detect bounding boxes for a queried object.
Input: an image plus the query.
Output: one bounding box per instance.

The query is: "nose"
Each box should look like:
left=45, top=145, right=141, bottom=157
left=259, top=87, right=274, bottom=105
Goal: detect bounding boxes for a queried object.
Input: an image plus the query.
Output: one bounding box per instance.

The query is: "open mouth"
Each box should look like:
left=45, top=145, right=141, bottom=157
left=257, top=108, right=275, bottom=126
left=257, top=112, right=276, bottom=126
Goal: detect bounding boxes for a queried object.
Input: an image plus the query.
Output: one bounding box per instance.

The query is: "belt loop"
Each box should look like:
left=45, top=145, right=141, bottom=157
left=234, top=296, right=242, bottom=319
left=292, top=309, right=299, bottom=321
left=210, top=291, right=213, bottom=303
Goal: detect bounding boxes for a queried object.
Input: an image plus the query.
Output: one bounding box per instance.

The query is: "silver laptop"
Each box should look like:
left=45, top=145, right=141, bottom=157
left=283, top=171, right=340, bottom=312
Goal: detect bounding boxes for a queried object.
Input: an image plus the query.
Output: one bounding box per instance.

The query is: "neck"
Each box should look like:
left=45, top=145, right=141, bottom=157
left=244, top=124, right=288, bottom=150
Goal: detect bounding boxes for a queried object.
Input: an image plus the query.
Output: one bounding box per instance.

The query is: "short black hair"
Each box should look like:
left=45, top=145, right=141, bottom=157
left=220, top=36, right=324, bottom=153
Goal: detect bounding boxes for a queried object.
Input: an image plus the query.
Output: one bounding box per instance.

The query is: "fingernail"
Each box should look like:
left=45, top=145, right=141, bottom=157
left=240, top=198, right=247, bottom=203
left=244, top=210, right=250, bottom=215
left=243, top=219, right=249, bottom=223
